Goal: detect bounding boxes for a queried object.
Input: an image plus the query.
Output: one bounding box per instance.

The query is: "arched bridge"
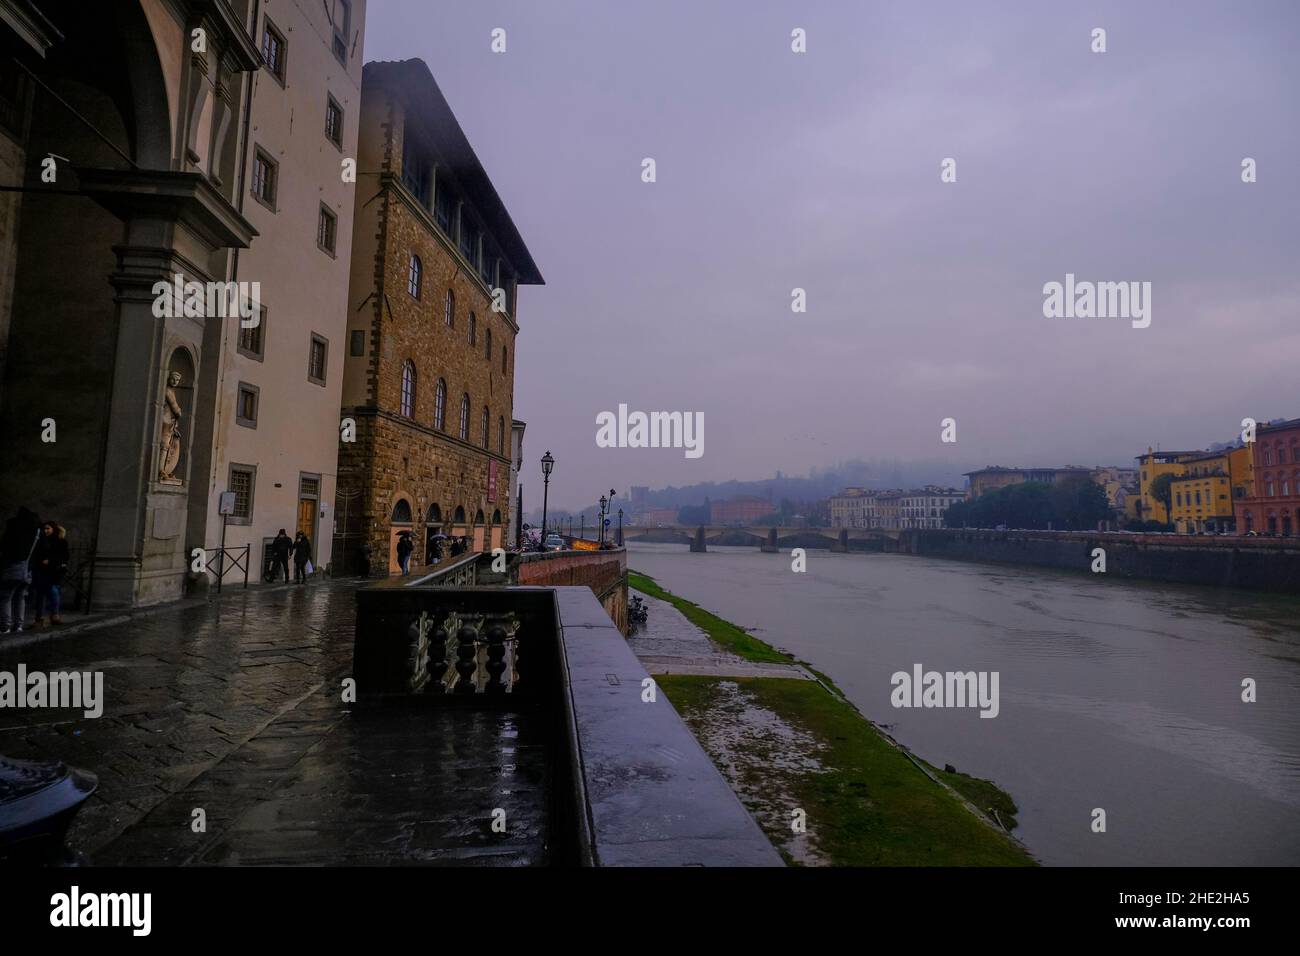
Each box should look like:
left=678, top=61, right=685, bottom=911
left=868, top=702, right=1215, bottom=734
left=618, top=525, right=903, bottom=553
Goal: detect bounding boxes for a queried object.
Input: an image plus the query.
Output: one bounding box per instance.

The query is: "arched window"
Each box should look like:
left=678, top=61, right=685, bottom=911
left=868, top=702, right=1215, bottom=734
left=468, top=312, right=476, bottom=346
left=407, top=254, right=421, bottom=299
left=485, top=327, right=492, bottom=361
left=434, top=379, right=446, bottom=430
left=459, top=393, right=470, bottom=440
left=453, top=505, right=466, bottom=523
left=400, top=360, right=416, bottom=418
left=391, top=499, right=412, bottom=523
left=497, top=417, right=505, bottom=455
left=481, top=406, right=489, bottom=447
left=444, top=288, right=455, bottom=327
left=474, top=508, right=485, bottom=525
left=426, top=503, right=442, bottom=524
left=501, top=346, right=507, bottom=374
left=491, top=509, right=502, bottom=525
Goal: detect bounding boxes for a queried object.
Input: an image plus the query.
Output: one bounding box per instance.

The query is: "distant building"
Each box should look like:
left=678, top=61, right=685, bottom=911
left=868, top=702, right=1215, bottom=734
left=1234, top=418, right=1300, bottom=535
left=963, top=467, right=1093, bottom=499
left=1134, top=449, right=1208, bottom=526
left=830, top=488, right=872, bottom=528
left=897, top=487, right=965, bottom=529
left=711, top=495, right=774, bottom=527
left=1168, top=447, right=1253, bottom=533
left=643, top=507, right=679, bottom=526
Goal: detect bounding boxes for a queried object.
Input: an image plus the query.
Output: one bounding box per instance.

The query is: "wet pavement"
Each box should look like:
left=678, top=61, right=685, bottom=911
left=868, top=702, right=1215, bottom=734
left=0, top=580, right=550, bottom=865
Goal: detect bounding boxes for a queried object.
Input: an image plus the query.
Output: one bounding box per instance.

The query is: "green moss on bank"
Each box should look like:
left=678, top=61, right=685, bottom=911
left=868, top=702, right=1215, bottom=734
left=629, top=570, right=789, bottom=663
left=659, top=674, right=1034, bottom=866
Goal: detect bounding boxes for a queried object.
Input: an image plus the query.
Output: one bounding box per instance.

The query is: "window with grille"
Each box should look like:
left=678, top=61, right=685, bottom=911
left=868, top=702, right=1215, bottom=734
left=444, top=289, right=454, bottom=327
left=434, top=379, right=446, bottom=430
left=229, top=465, right=255, bottom=521
left=459, top=394, right=470, bottom=440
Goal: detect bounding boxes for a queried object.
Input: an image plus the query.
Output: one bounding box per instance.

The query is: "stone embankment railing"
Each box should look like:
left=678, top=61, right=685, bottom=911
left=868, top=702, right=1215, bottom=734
left=353, top=578, right=781, bottom=867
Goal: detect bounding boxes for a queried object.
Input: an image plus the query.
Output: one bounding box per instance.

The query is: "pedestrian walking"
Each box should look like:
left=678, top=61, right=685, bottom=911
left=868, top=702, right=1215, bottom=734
left=271, top=528, right=293, bottom=583
left=396, top=531, right=413, bottom=575
left=0, top=507, right=40, bottom=635
left=31, top=520, right=69, bottom=628
left=293, top=531, right=312, bottom=584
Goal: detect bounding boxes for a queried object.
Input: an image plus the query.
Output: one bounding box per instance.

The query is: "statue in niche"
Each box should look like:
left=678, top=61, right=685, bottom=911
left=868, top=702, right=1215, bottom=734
left=158, top=371, right=184, bottom=483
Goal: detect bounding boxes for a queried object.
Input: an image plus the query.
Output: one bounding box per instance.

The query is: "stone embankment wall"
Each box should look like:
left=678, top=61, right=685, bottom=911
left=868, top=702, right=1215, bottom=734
left=901, top=529, right=1300, bottom=594
left=515, top=549, right=628, bottom=632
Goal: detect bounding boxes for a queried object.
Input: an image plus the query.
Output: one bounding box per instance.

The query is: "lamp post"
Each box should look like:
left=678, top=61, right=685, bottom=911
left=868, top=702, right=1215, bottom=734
left=599, top=495, right=608, bottom=545
left=540, top=451, right=554, bottom=551
left=617, top=507, right=624, bottom=546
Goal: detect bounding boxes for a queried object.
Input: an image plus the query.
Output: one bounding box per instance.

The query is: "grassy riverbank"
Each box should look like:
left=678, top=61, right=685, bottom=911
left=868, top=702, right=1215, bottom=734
left=630, top=570, right=1034, bottom=866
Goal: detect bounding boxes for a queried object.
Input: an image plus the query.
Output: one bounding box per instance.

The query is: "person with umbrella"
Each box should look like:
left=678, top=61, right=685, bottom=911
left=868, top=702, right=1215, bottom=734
left=396, top=530, right=413, bottom=576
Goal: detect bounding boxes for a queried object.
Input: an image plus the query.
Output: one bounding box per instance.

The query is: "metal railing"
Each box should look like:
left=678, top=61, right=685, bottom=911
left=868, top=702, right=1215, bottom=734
left=205, top=544, right=250, bottom=592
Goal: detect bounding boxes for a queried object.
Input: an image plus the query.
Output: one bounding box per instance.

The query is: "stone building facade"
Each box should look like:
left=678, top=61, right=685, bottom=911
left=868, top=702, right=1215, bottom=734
left=0, top=0, right=264, bottom=608
left=335, top=59, right=543, bottom=576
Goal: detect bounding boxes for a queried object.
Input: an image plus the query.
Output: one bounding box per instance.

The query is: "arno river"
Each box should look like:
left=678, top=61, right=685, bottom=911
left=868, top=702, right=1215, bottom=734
left=628, top=542, right=1300, bottom=866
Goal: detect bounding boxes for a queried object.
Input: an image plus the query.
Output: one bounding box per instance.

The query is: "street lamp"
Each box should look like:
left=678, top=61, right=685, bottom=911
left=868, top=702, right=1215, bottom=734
left=599, top=494, right=608, bottom=545
left=540, top=451, right=554, bottom=550
left=617, top=507, right=624, bottom=546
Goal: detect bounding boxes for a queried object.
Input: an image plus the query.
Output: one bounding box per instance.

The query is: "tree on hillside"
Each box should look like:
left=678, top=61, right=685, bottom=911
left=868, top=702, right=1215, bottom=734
left=1149, top=473, right=1176, bottom=527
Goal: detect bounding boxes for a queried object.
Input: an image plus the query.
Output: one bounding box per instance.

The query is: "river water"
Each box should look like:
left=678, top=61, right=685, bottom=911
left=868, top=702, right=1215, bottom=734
left=627, top=542, right=1300, bottom=866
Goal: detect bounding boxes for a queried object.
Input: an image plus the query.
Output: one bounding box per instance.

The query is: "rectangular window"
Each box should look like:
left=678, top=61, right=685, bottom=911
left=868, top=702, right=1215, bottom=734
left=325, top=95, right=343, bottom=147
left=229, top=464, right=256, bottom=524
left=238, top=306, right=267, bottom=360
left=400, top=136, right=431, bottom=208
left=317, top=204, right=337, bottom=254
left=252, top=148, right=277, bottom=208
left=349, top=329, right=365, bottom=357
left=330, top=0, right=351, bottom=65
left=434, top=182, right=453, bottom=233
left=308, top=333, right=328, bottom=386
left=236, top=383, right=259, bottom=428
left=261, top=19, right=286, bottom=83
left=459, top=219, right=478, bottom=266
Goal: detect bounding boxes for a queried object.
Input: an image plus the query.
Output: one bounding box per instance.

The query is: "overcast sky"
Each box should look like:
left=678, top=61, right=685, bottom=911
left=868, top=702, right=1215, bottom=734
left=363, top=0, right=1300, bottom=510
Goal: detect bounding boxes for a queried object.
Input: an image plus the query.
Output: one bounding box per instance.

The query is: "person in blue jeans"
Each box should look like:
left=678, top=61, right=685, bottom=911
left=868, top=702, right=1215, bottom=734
left=0, top=507, right=39, bottom=635
left=396, top=531, right=413, bottom=575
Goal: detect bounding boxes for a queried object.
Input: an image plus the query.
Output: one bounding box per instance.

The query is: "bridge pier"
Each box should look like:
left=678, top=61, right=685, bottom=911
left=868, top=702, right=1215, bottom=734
left=690, top=526, right=708, bottom=553
left=760, top=527, right=779, bottom=553
left=830, top=528, right=849, bottom=553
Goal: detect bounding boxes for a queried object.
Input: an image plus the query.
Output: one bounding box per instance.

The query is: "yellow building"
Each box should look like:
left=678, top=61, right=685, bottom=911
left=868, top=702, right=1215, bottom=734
left=1140, top=446, right=1255, bottom=532
left=1135, top=448, right=1203, bottom=525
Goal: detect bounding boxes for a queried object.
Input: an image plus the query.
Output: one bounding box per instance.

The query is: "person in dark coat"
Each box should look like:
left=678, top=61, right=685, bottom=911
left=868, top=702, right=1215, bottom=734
left=396, top=532, right=413, bottom=575
left=0, top=507, right=40, bottom=634
left=293, top=532, right=312, bottom=584
left=271, top=528, right=293, bottom=583
left=31, top=521, right=69, bottom=627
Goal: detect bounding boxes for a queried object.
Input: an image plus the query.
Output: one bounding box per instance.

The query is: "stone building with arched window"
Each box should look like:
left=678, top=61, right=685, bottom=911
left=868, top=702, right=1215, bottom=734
left=333, top=59, right=543, bottom=577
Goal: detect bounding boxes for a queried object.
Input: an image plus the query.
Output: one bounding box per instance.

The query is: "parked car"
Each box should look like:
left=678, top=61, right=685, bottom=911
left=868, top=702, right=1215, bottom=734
left=544, top=534, right=565, bottom=551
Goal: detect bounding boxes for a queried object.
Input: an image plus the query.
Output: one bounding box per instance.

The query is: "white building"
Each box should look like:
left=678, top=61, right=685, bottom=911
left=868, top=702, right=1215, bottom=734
left=896, top=486, right=965, bottom=529
left=201, top=0, right=366, bottom=580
